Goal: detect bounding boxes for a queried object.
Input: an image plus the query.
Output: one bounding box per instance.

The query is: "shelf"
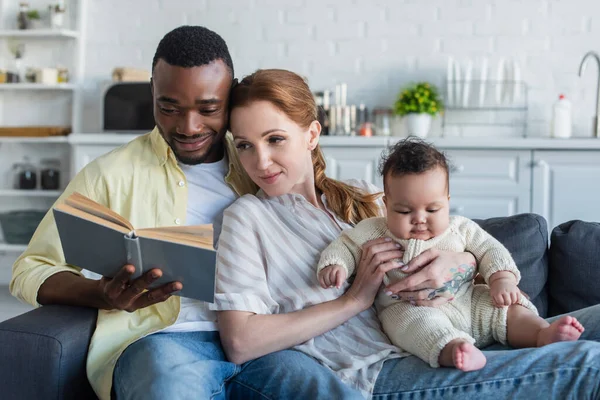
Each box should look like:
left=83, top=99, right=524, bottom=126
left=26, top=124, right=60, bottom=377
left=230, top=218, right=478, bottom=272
left=0, top=136, right=68, bottom=143
left=445, top=107, right=528, bottom=112
left=0, top=29, right=79, bottom=39
left=0, top=83, right=76, bottom=90
left=0, top=243, right=27, bottom=252
left=0, top=190, right=61, bottom=197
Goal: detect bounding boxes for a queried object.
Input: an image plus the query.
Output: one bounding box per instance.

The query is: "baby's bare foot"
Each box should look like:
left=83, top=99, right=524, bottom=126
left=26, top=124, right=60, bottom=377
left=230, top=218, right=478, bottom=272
left=453, top=342, right=487, bottom=371
left=537, top=316, right=585, bottom=347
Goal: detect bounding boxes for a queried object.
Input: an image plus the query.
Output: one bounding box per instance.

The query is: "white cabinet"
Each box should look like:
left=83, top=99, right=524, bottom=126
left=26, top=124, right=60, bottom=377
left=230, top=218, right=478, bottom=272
left=321, top=145, right=386, bottom=188
left=444, top=150, right=532, bottom=219
left=70, top=144, right=117, bottom=176
left=532, top=151, right=600, bottom=229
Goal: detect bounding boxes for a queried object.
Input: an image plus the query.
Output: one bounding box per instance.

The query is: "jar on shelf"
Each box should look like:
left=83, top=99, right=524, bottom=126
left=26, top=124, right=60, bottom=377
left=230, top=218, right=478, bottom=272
left=13, top=157, right=37, bottom=190
left=40, top=159, right=61, bottom=190
left=57, top=67, right=69, bottom=83
left=17, top=3, right=30, bottom=30
left=372, top=108, right=393, bottom=136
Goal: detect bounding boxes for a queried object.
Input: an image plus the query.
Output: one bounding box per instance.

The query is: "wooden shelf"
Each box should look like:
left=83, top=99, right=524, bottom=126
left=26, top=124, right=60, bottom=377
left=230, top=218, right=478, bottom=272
left=0, top=83, right=76, bottom=90
left=0, top=136, right=68, bottom=143
left=0, top=243, right=27, bottom=252
left=0, top=190, right=61, bottom=197
left=0, top=29, right=79, bottom=39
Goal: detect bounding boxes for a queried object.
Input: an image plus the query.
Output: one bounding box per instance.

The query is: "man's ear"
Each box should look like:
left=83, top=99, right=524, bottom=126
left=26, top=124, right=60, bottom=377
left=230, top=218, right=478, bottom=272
left=308, top=120, right=321, bottom=150
left=383, top=194, right=387, bottom=207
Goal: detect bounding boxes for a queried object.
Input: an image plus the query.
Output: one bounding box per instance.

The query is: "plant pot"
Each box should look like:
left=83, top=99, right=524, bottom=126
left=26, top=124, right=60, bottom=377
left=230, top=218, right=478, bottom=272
left=29, top=19, right=45, bottom=29
left=404, top=113, right=432, bottom=138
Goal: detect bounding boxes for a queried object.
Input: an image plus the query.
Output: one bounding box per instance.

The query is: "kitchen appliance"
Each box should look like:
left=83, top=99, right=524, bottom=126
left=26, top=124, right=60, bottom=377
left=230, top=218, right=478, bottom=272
left=103, top=82, right=154, bottom=132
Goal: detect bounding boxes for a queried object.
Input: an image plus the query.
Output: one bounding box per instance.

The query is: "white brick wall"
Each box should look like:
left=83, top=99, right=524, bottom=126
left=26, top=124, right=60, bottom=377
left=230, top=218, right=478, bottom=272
left=76, top=0, right=600, bottom=137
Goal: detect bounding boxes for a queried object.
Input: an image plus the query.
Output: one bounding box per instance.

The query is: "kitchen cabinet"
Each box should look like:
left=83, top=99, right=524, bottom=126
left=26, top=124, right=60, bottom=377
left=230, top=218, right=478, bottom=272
left=4, top=134, right=600, bottom=287
left=444, top=150, right=532, bottom=220
left=532, top=151, right=600, bottom=230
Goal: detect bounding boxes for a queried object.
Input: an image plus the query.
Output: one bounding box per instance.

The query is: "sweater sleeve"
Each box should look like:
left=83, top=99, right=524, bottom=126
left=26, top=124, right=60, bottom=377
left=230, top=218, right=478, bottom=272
left=317, top=217, right=389, bottom=278
left=457, top=217, right=521, bottom=284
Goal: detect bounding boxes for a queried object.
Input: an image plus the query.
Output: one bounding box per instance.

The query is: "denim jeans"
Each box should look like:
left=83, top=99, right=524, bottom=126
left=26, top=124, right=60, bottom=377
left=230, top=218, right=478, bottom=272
left=114, top=305, right=600, bottom=399
left=113, top=331, right=237, bottom=400
left=113, top=330, right=362, bottom=400
left=373, top=304, right=600, bottom=399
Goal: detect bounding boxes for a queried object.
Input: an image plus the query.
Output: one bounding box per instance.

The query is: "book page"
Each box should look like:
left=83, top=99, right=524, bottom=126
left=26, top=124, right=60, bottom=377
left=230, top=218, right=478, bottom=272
left=137, top=227, right=214, bottom=249
left=66, top=192, right=133, bottom=230
left=54, top=203, right=132, bottom=236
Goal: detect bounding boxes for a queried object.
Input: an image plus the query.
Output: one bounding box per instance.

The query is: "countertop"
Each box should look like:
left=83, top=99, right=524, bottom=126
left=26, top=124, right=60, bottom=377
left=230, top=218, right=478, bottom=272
left=65, top=133, right=600, bottom=150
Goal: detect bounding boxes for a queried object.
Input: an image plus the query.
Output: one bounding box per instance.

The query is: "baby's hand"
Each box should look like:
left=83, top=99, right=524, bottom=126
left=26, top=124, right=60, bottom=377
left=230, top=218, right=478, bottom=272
left=318, top=264, right=347, bottom=289
left=489, top=278, right=520, bottom=307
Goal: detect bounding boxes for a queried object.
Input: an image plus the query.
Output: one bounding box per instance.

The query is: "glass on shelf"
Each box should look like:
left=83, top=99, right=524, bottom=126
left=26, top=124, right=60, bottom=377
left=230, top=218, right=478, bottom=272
left=40, top=158, right=60, bottom=190
left=12, top=157, right=37, bottom=190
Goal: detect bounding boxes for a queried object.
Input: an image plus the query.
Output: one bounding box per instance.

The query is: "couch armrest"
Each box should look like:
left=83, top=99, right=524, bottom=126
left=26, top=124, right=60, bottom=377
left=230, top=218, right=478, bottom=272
left=0, top=305, right=98, bottom=400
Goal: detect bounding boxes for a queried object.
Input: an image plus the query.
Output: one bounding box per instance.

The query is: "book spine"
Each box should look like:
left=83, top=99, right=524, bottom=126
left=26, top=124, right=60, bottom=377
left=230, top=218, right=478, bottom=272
left=124, top=236, right=144, bottom=279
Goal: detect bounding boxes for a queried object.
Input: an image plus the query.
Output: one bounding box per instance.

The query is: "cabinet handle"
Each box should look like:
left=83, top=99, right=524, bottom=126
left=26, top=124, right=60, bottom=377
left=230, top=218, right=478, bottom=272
left=450, top=165, right=464, bottom=173
left=531, top=160, right=547, bottom=168
left=450, top=206, right=464, bottom=214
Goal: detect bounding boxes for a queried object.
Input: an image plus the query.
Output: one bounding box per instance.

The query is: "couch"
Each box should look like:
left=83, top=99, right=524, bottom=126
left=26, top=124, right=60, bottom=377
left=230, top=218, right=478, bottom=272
left=1, top=213, right=599, bottom=400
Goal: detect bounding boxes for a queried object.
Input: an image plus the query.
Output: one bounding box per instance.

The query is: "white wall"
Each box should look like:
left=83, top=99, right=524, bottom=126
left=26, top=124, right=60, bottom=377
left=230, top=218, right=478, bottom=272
left=80, top=0, right=600, bottom=137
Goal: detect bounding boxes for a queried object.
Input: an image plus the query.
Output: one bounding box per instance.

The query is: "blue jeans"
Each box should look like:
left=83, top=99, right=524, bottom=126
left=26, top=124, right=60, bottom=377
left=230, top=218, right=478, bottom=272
left=115, top=305, right=600, bottom=399
left=113, top=330, right=361, bottom=400
left=373, top=304, right=600, bottom=399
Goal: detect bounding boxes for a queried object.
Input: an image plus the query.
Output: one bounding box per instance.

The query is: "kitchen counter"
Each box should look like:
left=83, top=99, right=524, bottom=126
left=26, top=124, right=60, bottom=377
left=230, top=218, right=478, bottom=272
left=68, top=133, right=600, bottom=150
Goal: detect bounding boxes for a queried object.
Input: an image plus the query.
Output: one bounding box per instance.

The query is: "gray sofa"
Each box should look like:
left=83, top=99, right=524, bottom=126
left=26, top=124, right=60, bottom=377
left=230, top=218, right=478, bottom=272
left=1, top=213, right=599, bottom=400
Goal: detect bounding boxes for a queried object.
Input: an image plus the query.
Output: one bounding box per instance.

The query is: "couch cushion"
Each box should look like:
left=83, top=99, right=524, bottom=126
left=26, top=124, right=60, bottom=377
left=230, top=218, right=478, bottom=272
left=474, top=213, right=549, bottom=317
left=549, top=220, right=600, bottom=316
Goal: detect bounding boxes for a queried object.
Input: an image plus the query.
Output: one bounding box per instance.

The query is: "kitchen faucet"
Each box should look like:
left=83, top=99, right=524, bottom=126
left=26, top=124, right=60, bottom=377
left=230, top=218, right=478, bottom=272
left=578, top=51, right=600, bottom=138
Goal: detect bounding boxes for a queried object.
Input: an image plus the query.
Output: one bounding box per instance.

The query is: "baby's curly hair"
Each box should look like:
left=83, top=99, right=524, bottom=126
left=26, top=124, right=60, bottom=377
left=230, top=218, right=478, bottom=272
left=379, top=137, right=449, bottom=193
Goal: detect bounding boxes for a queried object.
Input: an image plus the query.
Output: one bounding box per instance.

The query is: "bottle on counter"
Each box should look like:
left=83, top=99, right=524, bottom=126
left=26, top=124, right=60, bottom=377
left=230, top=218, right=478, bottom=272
left=551, top=94, right=572, bottom=139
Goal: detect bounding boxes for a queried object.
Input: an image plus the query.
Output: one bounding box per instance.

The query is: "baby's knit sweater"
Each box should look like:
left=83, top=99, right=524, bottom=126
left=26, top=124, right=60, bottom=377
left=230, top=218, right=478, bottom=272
left=317, top=215, right=521, bottom=287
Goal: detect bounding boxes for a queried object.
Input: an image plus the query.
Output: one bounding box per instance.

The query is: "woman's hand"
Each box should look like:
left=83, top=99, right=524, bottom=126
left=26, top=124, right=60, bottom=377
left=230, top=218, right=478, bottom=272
left=344, top=237, right=404, bottom=311
left=384, top=249, right=476, bottom=307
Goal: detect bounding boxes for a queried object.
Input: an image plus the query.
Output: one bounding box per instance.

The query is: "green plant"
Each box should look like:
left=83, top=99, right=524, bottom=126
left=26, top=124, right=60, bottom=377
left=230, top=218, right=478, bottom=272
left=394, top=82, right=444, bottom=116
left=26, top=9, right=40, bottom=19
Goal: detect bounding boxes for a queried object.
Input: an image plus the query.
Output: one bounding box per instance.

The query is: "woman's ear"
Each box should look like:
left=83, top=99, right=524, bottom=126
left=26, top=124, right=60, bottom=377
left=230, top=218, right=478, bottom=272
left=308, top=120, right=321, bottom=150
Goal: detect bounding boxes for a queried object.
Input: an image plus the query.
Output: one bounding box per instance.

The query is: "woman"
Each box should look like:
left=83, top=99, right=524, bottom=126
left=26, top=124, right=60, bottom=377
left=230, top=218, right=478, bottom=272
left=212, top=69, right=600, bottom=399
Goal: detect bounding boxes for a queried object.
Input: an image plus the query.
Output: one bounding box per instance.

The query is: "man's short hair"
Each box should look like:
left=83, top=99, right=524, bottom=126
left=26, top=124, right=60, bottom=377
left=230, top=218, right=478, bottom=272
left=379, top=137, right=449, bottom=193
left=152, top=25, right=234, bottom=77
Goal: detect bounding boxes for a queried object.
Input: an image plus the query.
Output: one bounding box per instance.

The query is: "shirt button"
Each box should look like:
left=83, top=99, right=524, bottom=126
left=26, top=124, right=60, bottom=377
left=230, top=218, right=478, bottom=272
left=175, top=218, right=181, bottom=225
left=178, top=180, right=185, bottom=187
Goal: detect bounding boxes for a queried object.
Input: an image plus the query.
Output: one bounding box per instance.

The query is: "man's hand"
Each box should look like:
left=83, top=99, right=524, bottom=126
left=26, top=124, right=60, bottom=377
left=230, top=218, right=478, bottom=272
left=99, top=264, right=183, bottom=312
left=318, top=264, right=347, bottom=289
left=488, top=271, right=519, bottom=307
left=384, top=249, right=476, bottom=307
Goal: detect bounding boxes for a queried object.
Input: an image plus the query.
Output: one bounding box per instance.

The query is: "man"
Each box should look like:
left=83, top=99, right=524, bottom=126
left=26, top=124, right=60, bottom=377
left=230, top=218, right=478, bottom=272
left=10, top=26, right=362, bottom=400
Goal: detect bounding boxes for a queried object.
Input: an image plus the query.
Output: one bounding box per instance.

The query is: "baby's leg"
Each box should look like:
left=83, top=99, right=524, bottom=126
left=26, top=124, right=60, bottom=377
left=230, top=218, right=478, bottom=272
left=439, top=339, right=487, bottom=371
left=507, top=306, right=584, bottom=348
left=379, top=301, right=485, bottom=371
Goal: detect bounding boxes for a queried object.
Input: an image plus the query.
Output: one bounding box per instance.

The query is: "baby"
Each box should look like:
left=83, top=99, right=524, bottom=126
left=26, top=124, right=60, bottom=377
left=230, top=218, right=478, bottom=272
left=317, top=138, right=584, bottom=371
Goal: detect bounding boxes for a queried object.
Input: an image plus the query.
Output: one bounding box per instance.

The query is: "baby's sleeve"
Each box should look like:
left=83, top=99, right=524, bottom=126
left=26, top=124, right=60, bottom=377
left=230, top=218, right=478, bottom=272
left=459, top=217, right=521, bottom=284
left=317, top=230, right=361, bottom=277
left=210, top=197, right=279, bottom=315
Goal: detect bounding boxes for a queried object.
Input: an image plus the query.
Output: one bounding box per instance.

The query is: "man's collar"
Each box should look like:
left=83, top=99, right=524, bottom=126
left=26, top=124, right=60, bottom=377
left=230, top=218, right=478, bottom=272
left=150, top=126, right=171, bottom=166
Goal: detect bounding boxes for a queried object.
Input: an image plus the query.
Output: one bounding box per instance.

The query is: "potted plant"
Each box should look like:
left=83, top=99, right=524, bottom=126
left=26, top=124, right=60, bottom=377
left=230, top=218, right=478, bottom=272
left=394, top=82, right=444, bottom=138
left=26, top=9, right=43, bottom=29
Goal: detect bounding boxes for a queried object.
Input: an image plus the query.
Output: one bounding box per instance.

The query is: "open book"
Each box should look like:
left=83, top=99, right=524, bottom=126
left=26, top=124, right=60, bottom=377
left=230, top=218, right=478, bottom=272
left=53, top=192, right=216, bottom=302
